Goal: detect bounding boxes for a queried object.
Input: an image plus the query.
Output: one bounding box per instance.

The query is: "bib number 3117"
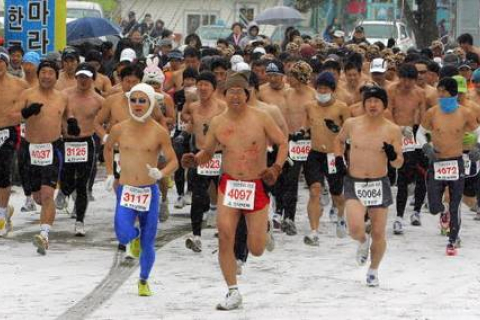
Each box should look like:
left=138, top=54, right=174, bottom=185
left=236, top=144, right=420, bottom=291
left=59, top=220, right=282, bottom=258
left=223, top=180, right=256, bottom=210
left=120, top=186, right=152, bottom=212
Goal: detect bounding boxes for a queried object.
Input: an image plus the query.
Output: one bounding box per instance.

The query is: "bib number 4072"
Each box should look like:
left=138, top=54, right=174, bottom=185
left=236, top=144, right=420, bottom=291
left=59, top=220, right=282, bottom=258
left=434, top=160, right=459, bottom=181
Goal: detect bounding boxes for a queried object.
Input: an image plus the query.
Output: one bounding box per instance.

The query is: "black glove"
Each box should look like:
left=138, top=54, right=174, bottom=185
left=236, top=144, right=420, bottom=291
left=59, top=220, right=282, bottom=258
left=422, top=143, right=436, bottom=162
left=383, top=142, right=397, bottom=162
left=469, top=144, right=480, bottom=162
left=21, top=103, right=43, bottom=119
left=335, top=156, right=346, bottom=176
left=67, top=118, right=81, bottom=136
left=290, top=129, right=307, bottom=142
left=324, top=119, right=340, bottom=133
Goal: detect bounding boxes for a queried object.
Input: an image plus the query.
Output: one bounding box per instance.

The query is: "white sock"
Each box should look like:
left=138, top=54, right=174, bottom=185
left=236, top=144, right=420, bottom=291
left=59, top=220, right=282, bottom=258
left=40, top=224, right=51, bottom=239
left=0, top=207, right=6, bottom=220
left=310, top=230, right=318, bottom=237
left=228, top=285, right=238, bottom=292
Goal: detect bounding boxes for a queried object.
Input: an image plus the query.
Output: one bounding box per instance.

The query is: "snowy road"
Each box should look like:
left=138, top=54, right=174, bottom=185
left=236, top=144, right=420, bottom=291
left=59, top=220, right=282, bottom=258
left=2, top=173, right=480, bottom=320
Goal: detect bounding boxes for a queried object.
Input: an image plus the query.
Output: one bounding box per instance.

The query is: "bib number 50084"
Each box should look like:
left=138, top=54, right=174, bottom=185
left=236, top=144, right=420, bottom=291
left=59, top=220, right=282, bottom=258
left=354, top=180, right=383, bottom=206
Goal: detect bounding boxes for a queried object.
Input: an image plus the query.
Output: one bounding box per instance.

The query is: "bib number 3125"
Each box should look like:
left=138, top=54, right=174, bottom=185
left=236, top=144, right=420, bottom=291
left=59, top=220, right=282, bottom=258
left=223, top=180, right=256, bottom=210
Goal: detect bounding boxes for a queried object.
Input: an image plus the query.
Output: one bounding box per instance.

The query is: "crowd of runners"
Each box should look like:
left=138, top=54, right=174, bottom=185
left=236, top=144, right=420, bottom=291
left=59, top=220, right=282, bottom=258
left=1, top=19, right=480, bottom=310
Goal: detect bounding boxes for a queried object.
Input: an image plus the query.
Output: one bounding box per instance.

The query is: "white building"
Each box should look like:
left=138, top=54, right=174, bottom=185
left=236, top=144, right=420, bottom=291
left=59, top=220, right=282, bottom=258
left=118, top=0, right=282, bottom=36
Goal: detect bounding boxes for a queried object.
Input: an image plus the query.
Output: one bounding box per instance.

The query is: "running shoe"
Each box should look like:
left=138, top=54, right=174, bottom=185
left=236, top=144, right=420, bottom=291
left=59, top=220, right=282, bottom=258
left=366, top=269, right=379, bottom=287
left=410, top=211, right=422, bottom=226
left=336, top=218, right=347, bottom=238
left=474, top=212, right=480, bottom=221
left=282, top=218, right=297, bottom=236
left=304, top=232, right=319, bottom=246
left=138, top=280, right=152, bottom=296
left=446, top=242, right=457, bottom=256
left=216, top=289, right=242, bottom=311
left=174, top=196, right=185, bottom=209
left=393, top=218, right=404, bottom=235
left=74, top=221, right=85, bottom=237
left=185, top=235, right=202, bottom=252
left=55, top=191, right=67, bottom=210
left=356, top=235, right=370, bottom=266
left=33, top=234, right=49, bottom=255
left=159, top=200, right=169, bottom=222
left=272, top=213, right=282, bottom=231
left=21, top=197, right=37, bottom=212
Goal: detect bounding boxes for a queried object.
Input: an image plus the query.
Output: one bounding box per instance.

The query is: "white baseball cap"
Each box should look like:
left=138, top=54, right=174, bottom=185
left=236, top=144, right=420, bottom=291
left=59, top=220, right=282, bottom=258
left=230, top=54, right=244, bottom=66
left=370, top=58, right=387, bottom=73
left=232, top=62, right=251, bottom=72
left=252, top=47, right=266, bottom=55
left=333, top=30, right=345, bottom=38
left=120, top=48, right=137, bottom=63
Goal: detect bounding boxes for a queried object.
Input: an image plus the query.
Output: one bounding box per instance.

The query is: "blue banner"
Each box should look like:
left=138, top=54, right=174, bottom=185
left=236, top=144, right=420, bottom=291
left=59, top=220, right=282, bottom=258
left=5, top=0, right=56, bottom=56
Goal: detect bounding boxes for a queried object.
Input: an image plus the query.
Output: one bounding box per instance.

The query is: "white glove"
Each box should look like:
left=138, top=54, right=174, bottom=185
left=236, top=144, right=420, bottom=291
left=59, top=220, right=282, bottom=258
left=105, top=175, right=115, bottom=192
left=147, top=164, right=163, bottom=180
left=102, top=134, right=109, bottom=144
left=401, top=126, right=414, bottom=139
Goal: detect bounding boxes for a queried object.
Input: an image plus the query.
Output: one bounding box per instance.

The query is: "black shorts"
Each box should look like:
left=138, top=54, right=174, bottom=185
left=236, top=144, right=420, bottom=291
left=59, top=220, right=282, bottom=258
left=463, top=154, right=479, bottom=197
left=26, top=139, right=62, bottom=191
left=305, top=150, right=343, bottom=195
left=113, top=149, right=121, bottom=179
left=344, top=175, right=393, bottom=208
left=0, top=126, right=18, bottom=188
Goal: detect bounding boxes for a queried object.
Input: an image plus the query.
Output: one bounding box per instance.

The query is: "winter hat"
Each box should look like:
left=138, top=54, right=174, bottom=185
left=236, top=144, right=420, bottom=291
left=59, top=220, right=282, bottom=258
left=437, top=77, right=458, bottom=97
left=289, top=60, right=312, bottom=84
left=315, top=71, right=336, bottom=90
left=37, top=60, right=59, bottom=78
left=23, top=51, right=40, bottom=66
left=224, top=72, right=249, bottom=92
left=472, top=68, right=480, bottom=83
left=362, top=86, right=388, bottom=108
left=127, top=83, right=157, bottom=122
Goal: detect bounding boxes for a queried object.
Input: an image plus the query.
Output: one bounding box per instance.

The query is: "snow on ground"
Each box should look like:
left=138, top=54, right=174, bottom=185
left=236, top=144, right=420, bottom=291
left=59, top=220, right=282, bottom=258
left=2, top=174, right=480, bottom=320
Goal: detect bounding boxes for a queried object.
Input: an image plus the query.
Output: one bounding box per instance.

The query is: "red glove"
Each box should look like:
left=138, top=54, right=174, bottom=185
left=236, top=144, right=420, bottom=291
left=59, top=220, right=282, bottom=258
left=260, top=164, right=282, bottom=186
left=181, top=153, right=197, bottom=168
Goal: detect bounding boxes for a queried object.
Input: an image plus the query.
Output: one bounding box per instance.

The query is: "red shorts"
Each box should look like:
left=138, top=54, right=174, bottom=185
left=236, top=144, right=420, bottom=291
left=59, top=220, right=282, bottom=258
left=218, top=173, right=270, bottom=213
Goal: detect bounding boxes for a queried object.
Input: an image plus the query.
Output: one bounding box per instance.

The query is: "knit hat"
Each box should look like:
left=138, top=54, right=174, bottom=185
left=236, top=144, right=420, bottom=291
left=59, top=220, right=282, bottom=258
left=472, top=68, right=480, bottom=83
left=289, top=60, right=312, bottom=84
left=438, top=77, right=458, bottom=97
left=315, top=71, right=336, bottom=90
left=37, top=60, right=59, bottom=79
left=197, top=71, right=217, bottom=89
left=362, top=86, right=388, bottom=109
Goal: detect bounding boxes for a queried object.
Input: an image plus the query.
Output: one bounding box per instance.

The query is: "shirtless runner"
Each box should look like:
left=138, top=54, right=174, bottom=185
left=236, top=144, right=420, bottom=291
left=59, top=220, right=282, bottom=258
left=182, top=72, right=287, bottom=310
left=7, top=60, right=71, bottom=254
left=304, top=71, right=351, bottom=245
left=104, top=83, right=178, bottom=296
left=57, top=63, right=104, bottom=236
left=416, top=77, right=479, bottom=256
left=334, top=85, right=404, bottom=286
left=0, top=49, right=29, bottom=236
left=181, top=71, right=226, bottom=252
left=388, top=63, right=427, bottom=233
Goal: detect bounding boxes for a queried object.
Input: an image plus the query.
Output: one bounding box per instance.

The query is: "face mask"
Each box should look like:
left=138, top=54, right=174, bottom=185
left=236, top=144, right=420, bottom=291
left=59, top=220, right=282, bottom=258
left=316, top=93, right=332, bottom=104
left=439, top=96, right=459, bottom=113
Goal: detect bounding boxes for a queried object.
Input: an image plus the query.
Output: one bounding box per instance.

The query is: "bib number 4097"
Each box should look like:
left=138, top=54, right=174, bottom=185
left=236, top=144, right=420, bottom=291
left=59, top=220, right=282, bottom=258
left=223, top=180, right=256, bottom=210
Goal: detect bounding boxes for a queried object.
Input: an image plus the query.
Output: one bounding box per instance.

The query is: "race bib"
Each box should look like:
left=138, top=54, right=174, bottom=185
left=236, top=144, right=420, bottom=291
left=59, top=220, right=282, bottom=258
left=0, top=129, right=9, bottom=147
left=354, top=180, right=383, bottom=206
left=120, top=185, right=152, bottom=212
left=223, top=180, right=256, bottom=210
left=434, top=160, right=459, bottom=181
left=29, top=143, right=53, bottom=166
left=327, top=153, right=337, bottom=174
left=20, top=123, right=26, bottom=138
left=289, top=140, right=311, bottom=161
left=65, top=142, right=88, bottom=163
left=197, top=153, right=222, bottom=176
left=401, top=135, right=417, bottom=153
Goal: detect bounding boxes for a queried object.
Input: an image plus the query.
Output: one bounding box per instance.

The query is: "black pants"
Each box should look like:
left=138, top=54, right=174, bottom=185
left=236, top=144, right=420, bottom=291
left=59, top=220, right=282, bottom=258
left=189, top=169, right=218, bottom=236
left=87, top=134, right=100, bottom=193
left=234, top=215, right=248, bottom=262
left=274, top=160, right=302, bottom=221
left=59, top=137, right=96, bottom=223
left=173, top=132, right=191, bottom=196
left=17, top=139, right=32, bottom=196
left=426, top=157, right=464, bottom=243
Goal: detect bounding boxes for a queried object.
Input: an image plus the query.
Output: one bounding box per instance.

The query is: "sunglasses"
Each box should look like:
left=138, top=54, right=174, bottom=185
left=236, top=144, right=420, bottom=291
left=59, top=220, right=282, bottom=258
left=129, top=97, right=148, bottom=104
